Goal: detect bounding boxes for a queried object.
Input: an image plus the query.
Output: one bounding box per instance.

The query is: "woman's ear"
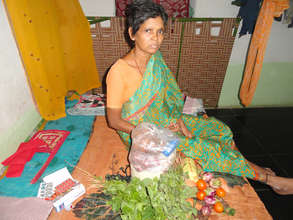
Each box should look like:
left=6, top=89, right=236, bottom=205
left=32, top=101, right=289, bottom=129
left=128, top=27, right=135, bottom=41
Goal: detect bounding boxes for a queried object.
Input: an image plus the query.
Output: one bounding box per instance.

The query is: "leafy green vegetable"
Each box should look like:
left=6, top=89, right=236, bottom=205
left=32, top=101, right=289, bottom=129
left=73, top=192, right=121, bottom=219
left=104, top=165, right=197, bottom=220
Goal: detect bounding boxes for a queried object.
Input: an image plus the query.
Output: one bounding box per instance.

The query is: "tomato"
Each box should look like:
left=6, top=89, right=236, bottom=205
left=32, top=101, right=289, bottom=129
left=214, top=202, right=224, bottom=213
left=196, top=179, right=207, bottom=190
left=216, top=187, right=226, bottom=198
left=196, top=190, right=206, bottom=200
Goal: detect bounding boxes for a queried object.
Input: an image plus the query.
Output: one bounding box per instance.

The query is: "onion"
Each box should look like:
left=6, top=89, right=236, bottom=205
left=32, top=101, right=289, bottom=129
left=201, top=205, right=212, bottom=216
left=204, top=195, right=216, bottom=205
left=202, top=172, right=213, bottom=183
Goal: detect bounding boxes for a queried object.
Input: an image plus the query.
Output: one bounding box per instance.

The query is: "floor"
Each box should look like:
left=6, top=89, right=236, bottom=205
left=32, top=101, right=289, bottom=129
left=206, top=107, right=293, bottom=220
left=49, top=115, right=273, bottom=220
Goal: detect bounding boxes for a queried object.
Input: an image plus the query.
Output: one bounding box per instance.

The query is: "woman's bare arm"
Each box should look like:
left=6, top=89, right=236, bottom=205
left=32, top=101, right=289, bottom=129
left=106, top=107, right=135, bottom=134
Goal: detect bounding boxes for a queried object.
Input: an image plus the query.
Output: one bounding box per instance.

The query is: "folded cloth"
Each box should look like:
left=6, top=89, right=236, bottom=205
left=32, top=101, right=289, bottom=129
left=29, top=130, right=70, bottom=184
left=0, top=196, right=53, bottom=220
left=2, top=139, right=48, bottom=165
left=2, top=130, right=70, bottom=180
left=182, top=96, right=206, bottom=116
left=67, top=93, right=106, bottom=116
left=2, top=139, right=48, bottom=177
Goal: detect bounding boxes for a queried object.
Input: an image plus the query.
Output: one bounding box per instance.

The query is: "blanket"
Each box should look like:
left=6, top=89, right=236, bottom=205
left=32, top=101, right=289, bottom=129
left=0, top=197, right=53, bottom=220
left=0, top=100, right=95, bottom=198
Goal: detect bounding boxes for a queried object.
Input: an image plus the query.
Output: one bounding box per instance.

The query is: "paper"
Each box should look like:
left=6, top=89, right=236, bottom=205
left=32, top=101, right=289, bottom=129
left=40, top=167, right=85, bottom=212
left=43, top=167, right=73, bottom=188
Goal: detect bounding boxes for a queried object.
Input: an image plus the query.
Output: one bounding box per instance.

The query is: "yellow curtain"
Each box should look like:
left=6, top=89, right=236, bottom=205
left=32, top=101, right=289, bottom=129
left=239, top=0, right=289, bottom=106
left=3, top=0, right=101, bottom=120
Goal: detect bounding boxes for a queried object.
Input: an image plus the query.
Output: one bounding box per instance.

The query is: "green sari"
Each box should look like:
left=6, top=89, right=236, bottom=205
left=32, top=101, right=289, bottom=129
left=118, top=51, right=256, bottom=178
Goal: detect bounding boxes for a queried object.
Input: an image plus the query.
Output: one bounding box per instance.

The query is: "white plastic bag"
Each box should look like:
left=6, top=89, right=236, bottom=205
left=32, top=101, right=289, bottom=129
left=129, top=122, right=179, bottom=180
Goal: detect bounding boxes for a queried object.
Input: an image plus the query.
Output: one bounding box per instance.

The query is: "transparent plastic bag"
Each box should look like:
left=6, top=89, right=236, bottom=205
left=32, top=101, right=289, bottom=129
left=129, top=122, right=179, bottom=180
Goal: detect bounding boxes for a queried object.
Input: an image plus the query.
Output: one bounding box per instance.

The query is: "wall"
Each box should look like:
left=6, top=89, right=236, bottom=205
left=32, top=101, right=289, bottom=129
left=1, top=0, right=291, bottom=167
left=79, top=0, right=115, bottom=16
left=192, top=0, right=293, bottom=107
left=80, top=0, right=293, bottom=108
left=0, top=1, right=115, bottom=167
left=0, top=2, right=41, bottom=167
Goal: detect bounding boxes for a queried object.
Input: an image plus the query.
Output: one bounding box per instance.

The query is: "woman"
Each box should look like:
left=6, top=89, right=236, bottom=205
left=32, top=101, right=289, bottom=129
left=106, top=0, right=293, bottom=195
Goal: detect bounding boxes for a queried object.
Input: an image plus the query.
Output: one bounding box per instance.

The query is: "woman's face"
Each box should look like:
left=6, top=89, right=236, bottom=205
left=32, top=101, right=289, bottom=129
left=130, top=16, right=165, bottom=56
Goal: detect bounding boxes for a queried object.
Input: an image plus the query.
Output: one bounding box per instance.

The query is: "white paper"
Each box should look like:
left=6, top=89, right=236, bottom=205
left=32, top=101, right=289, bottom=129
left=43, top=167, right=73, bottom=188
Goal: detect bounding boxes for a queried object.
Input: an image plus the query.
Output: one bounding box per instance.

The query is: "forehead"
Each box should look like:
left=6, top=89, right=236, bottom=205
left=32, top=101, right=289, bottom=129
left=140, top=16, right=164, bottom=28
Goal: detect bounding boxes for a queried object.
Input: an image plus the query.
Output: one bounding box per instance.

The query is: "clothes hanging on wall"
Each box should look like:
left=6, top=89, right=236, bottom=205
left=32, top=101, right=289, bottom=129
left=4, top=0, right=101, bottom=120
left=115, top=0, right=190, bottom=17
left=239, top=0, right=289, bottom=106
left=283, top=0, right=293, bottom=27
left=274, top=0, right=293, bottom=28
left=233, top=0, right=263, bottom=37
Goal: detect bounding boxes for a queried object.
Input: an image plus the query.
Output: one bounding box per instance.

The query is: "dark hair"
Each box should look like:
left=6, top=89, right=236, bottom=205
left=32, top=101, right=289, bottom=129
left=125, top=0, right=168, bottom=36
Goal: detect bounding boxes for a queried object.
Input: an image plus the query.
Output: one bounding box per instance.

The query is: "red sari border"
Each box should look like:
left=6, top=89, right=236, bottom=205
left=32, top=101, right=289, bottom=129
left=125, top=93, right=158, bottom=121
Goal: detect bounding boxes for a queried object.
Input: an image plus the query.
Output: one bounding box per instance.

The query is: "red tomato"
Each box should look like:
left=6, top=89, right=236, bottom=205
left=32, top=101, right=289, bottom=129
left=196, top=190, right=206, bottom=200
left=214, top=202, right=224, bottom=213
left=196, top=179, right=207, bottom=190
left=216, top=187, right=226, bottom=198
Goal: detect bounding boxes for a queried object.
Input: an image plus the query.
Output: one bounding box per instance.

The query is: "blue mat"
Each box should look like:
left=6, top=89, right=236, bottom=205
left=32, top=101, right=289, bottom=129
left=0, top=100, right=95, bottom=198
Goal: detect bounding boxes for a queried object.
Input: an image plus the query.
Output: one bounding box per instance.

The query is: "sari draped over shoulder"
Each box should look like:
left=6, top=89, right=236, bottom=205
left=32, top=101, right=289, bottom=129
left=118, top=51, right=256, bottom=179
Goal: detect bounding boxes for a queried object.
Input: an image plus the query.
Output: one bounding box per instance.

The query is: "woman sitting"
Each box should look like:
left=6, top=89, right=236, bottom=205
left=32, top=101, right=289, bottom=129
left=106, top=0, right=293, bottom=195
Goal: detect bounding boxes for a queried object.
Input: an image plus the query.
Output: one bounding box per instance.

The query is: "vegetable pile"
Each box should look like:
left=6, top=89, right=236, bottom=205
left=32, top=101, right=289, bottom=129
left=73, top=156, right=236, bottom=219
left=105, top=165, right=197, bottom=219
left=183, top=157, right=235, bottom=218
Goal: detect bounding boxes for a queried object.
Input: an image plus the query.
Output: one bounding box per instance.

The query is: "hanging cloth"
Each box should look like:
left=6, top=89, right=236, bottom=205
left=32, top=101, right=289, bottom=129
left=283, top=0, right=293, bottom=27
left=237, top=0, right=262, bottom=37
left=239, top=0, right=289, bottom=106
left=3, top=0, right=101, bottom=120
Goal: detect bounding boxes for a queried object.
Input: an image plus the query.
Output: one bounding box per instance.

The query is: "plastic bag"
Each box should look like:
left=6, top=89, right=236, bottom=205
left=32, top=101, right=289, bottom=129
left=129, top=122, right=179, bottom=180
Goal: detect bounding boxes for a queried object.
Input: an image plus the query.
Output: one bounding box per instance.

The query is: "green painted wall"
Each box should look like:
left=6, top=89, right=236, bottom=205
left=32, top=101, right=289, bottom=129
left=0, top=107, right=41, bottom=168
left=218, top=62, right=293, bottom=108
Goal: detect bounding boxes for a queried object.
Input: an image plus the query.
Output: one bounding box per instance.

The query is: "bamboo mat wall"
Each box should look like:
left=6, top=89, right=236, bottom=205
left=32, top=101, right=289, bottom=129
left=89, top=17, right=238, bottom=107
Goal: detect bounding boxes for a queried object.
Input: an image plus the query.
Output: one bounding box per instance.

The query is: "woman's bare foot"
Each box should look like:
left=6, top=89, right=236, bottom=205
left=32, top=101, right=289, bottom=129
left=247, top=161, right=276, bottom=177
left=267, top=175, right=293, bottom=195
left=247, top=161, right=293, bottom=194
left=264, top=167, right=276, bottom=176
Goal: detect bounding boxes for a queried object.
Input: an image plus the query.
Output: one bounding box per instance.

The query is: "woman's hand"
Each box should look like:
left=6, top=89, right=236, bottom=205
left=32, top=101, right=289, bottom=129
left=177, top=118, right=193, bottom=138
left=166, top=122, right=180, bottom=133
left=167, top=118, right=193, bottom=138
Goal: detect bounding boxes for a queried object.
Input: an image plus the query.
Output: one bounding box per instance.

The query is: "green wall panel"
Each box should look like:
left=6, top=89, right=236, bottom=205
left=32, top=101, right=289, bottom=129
left=218, top=62, right=293, bottom=108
